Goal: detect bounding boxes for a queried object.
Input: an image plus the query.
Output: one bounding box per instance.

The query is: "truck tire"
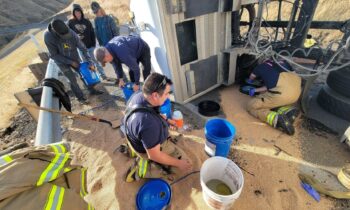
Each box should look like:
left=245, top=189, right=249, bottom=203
left=317, top=85, right=350, bottom=121
left=326, top=66, right=350, bottom=98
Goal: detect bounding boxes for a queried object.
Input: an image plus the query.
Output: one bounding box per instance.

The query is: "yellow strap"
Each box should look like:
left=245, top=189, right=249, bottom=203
left=45, top=185, right=65, bottom=210
left=37, top=145, right=70, bottom=186
left=0, top=154, right=13, bottom=166
left=338, top=166, right=350, bottom=190
left=80, top=168, right=88, bottom=197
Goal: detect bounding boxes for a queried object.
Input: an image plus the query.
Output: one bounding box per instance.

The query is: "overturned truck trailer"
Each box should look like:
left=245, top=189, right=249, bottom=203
left=130, top=0, right=258, bottom=103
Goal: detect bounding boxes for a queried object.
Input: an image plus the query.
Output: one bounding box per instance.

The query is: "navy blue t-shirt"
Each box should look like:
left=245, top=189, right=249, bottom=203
left=106, top=35, right=146, bottom=84
left=124, top=92, right=169, bottom=153
left=253, top=60, right=292, bottom=89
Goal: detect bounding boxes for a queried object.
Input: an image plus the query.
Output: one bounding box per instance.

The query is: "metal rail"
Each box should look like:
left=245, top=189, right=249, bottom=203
left=35, top=59, right=62, bottom=145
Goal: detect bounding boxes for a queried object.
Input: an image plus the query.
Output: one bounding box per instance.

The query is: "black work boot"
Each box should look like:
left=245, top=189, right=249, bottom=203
left=275, top=114, right=295, bottom=135
left=285, top=108, right=299, bottom=124
left=277, top=106, right=299, bottom=123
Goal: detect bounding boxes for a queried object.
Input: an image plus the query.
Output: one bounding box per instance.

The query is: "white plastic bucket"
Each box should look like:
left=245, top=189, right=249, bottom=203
left=200, top=156, right=244, bottom=210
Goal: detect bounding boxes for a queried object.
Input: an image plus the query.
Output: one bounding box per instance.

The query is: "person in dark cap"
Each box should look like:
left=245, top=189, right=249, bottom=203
left=44, top=19, right=103, bottom=104
left=67, top=4, right=112, bottom=82
left=94, top=35, right=151, bottom=92
left=90, top=1, right=119, bottom=46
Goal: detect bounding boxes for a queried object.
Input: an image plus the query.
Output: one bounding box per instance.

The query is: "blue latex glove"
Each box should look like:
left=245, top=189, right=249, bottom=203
left=249, top=87, right=256, bottom=96
left=301, top=182, right=320, bottom=202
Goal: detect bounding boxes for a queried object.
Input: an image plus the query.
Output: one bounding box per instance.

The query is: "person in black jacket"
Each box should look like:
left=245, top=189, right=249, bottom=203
left=44, top=19, right=103, bottom=104
left=68, top=4, right=112, bottom=81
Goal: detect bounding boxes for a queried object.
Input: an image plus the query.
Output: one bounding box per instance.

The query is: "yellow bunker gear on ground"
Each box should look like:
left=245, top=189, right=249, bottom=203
left=0, top=142, right=94, bottom=210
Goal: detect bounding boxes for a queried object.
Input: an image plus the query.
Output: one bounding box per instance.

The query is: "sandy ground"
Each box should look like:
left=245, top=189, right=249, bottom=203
left=46, top=62, right=349, bottom=210
left=1, top=0, right=350, bottom=209
left=1, top=60, right=350, bottom=209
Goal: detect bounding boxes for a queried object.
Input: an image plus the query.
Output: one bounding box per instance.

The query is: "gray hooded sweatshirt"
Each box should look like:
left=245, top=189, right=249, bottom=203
left=44, top=23, right=92, bottom=66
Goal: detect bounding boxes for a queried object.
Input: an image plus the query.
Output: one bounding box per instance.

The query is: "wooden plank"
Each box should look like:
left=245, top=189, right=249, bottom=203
left=14, top=90, right=39, bottom=122
left=28, top=63, right=47, bottom=81
left=38, top=52, right=49, bottom=63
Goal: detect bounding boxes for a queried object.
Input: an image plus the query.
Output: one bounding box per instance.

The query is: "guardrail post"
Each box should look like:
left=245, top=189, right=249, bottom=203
left=35, top=59, right=62, bottom=145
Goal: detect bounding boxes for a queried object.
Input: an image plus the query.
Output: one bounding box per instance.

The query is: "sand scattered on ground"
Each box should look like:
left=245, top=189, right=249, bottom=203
left=60, top=84, right=350, bottom=210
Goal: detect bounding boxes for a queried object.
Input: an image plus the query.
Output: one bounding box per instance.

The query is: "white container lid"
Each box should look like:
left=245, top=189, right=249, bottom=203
left=172, top=110, right=183, bottom=120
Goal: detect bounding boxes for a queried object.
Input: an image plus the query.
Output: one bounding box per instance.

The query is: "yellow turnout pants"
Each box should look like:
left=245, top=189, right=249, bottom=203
left=127, top=138, right=187, bottom=180
left=0, top=142, right=93, bottom=210
left=247, top=72, right=301, bottom=124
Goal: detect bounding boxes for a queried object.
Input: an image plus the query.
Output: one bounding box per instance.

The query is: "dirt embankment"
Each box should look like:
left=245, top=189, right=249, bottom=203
left=0, top=0, right=73, bottom=48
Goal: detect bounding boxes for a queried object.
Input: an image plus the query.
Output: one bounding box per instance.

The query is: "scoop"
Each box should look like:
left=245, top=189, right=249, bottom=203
left=19, top=103, right=121, bottom=129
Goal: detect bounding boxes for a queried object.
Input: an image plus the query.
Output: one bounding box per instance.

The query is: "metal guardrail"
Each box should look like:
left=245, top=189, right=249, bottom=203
left=35, top=59, right=62, bottom=145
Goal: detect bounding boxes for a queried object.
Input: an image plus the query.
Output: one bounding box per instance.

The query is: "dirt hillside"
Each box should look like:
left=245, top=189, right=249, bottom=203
left=0, top=0, right=71, bottom=27
left=0, top=0, right=73, bottom=48
left=0, top=0, right=130, bottom=129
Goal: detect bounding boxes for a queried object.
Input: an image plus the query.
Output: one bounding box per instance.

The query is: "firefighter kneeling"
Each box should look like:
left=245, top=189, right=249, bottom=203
left=120, top=73, right=192, bottom=182
left=246, top=59, right=302, bottom=135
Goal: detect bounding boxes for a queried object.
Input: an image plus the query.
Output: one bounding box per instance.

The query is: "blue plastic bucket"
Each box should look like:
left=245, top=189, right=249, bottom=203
left=204, top=119, right=236, bottom=157
left=136, top=178, right=171, bottom=210
left=123, top=82, right=134, bottom=101
left=79, top=62, right=100, bottom=86
left=159, top=99, right=172, bottom=119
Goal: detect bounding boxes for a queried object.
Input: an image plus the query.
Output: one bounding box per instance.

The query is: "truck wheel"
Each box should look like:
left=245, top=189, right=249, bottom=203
left=326, top=66, right=350, bottom=98
left=317, top=85, right=350, bottom=121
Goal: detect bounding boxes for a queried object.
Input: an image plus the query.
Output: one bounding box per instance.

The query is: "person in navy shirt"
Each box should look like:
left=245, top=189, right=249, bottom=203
left=94, top=35, right=151, bottom=92
left=121, top=73, right=192, bottom=182
left=246, top=59, right=301, bottom=135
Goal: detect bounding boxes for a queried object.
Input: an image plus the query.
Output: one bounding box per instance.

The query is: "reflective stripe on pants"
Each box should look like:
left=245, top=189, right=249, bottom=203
left=266, top=111, right=277, bottom=126
left=45, top=185, right=65, bottom=210
left=138, top=158, right=148, bottom=178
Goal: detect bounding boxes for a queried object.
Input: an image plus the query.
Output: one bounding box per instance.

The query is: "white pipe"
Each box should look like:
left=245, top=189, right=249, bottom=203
left=35, top=59, right=62, bottom=145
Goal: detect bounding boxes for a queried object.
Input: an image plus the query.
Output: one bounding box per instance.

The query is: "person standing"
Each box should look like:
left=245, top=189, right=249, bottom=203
left=44, top=19, right=103, bottom=104
left=90, top=1, right=119, bottom=46
left=94, top=35, right=151, bottom=92
left=67, top=4, right=112, bottom=81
